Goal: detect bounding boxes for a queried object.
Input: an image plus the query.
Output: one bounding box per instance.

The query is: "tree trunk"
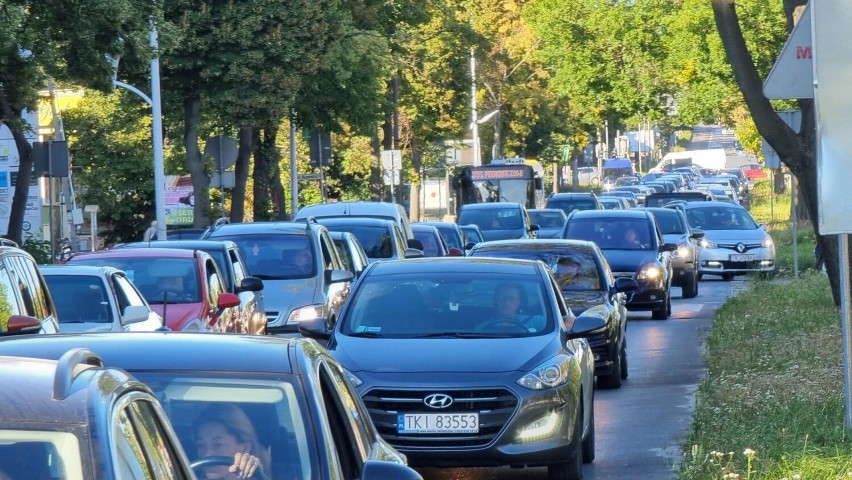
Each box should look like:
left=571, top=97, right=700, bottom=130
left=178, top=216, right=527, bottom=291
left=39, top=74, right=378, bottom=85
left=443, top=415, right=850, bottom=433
left=410, top=140, right=422, bottom=222
left=712, top=0, right=846, bottom=305
left=231, top=127, right=252, bottom=223
left=184, top=96, right=211, bottom=228
left=371, top=132, right=382, bottom=201
left=252, top=127, right=271, bottom=221
left=263, top=124, right=288, bottom=221
left=2, top=121, right=32, bottom=246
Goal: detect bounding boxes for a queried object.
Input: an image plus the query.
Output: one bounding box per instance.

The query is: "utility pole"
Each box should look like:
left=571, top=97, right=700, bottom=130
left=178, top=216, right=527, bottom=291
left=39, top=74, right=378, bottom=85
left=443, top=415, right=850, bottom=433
left=470, top=49, right=481, bottom=167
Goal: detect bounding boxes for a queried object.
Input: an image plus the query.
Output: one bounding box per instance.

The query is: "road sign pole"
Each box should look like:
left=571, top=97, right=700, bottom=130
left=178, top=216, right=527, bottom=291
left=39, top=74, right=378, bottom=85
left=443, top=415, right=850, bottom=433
left=218, top=138, right=225, bottom=218
left=391, top=151, right=396, bottom=203
left=840, top=233, right=852, bottom=429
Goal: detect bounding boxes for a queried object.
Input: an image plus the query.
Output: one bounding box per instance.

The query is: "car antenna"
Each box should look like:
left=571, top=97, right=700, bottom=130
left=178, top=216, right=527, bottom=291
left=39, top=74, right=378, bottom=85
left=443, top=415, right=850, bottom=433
left=156, top=292, right=170, bottom=331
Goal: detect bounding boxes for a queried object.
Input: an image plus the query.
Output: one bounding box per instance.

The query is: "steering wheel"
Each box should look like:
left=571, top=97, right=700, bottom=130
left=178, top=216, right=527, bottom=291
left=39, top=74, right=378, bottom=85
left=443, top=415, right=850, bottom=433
left=480, top=318, right=529, bottom=333
left=190, top=455, right=270, bottom=480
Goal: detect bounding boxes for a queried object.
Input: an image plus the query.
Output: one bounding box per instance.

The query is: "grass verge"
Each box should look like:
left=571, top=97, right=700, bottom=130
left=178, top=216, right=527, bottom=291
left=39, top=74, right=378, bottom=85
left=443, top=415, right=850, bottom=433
left=678, top=183, right=849, bottom=479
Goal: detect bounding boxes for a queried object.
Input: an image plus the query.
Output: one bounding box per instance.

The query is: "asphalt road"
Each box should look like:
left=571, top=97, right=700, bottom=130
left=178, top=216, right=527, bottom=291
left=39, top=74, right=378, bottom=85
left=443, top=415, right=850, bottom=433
left=418, top=277, right=746, bottom=480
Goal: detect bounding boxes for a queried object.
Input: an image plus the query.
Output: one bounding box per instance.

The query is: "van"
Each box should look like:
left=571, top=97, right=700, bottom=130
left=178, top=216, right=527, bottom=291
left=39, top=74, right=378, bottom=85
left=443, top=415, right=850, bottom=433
left=650, top=149, right=727, bottom=173
left=294, top=202, right=414, bottom=241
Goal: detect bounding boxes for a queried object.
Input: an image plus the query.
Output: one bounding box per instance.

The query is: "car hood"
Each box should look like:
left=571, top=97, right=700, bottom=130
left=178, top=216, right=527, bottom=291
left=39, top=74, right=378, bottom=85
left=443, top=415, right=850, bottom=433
left=662, top=233, right=688, bottom=245
left=600, top=249, right=658, bottom=273
left=480, top=229, right=528, bottom=241
left=562, top=290, right=608, bottom=316
left=536, top=228, right=564, bottom=239
left=259, top=277, right=321, bottom=314
left=701, top=228, right=766, bottom=243
left=333, top=335, right=555, bottom=373
left=149, top=303, right=207, bottom=331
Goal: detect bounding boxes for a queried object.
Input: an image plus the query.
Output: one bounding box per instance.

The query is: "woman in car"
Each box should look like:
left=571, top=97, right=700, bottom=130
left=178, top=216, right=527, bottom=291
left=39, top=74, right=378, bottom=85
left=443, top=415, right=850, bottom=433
left=194, top=403, right=270, bottom=479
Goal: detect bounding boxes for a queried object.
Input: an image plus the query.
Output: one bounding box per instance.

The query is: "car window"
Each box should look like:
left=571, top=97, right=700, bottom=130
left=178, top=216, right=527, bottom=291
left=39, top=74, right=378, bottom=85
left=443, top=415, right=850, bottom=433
left=71, top=257, right=202, bottom=304
left=333, top=239, right=354, bottom=272
left=9, top=256, right=51, bottom=320
left=458, top=208, right=523, bottom=231
left=393, top=225, right=408, bottom=255
left=205, top=250, right=233, bottom=292
left=113, top=407, right=155, bottom=479
left=126, top=398, right=188, bottom=479
left=327, top=226, right=393, bottom=259
left=0, top=263, right=21, bottom=328
left=320, top=232, right=337, bottom=270
left=529, top=212, right=566, bottom=228
left=0, top=431, right=83, bottom=479
left=6, top=257, right=37, bottom=319
left=320, top=359, right=372, bottom=462
left=546, top=199, right=597, bottom=215
left=43, top=275, right=112, bottom=324
left=651, top=211, right=686, bottom=235
left=207, top=263, right=225, bottom=306
left=217, top=234, right=315, bottom=280
left=469, top=248, right=603, bottom=291
left=318, top=363, right=362, bottom=479
left=229, top=249, right=248, bottom=286
left=565, top=218, right=653, bottom=250
left=113, top=273, right=148, bottom=310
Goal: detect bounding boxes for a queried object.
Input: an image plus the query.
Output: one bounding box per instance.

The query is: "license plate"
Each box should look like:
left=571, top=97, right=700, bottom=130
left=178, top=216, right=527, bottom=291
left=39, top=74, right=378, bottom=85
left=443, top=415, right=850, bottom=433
left=397, top=413, right=479, bottom=434
left=729, top=254, right=754, bottom=261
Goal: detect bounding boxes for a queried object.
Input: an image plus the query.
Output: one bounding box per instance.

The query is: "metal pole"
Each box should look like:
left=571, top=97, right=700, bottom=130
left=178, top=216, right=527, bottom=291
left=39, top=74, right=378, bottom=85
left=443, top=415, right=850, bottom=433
left=150, top=20, right=167, bottom=241
left=770, top=169, right=775, bottom=224
left=792, top=175, right=798, bottom=277
left=470, top=49, right=480, bottom=167
left=390, top=151, right=397, bottom=204
left=840, top=234, right=852, bottom=429
left=218, top=138, right=225, bottom=218
left=289, top=111, right=298, bottom=217
left=605, top=120, right=609, bottom=158
left=318, top=132, right=327, bottom=202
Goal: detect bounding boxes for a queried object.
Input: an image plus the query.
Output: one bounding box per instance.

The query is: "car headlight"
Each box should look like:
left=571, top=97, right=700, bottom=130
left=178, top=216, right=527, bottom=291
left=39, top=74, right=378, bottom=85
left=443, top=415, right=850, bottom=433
left=287, top=304, right=325, bottom=323
left=699, top=238, right=717, bottom=249
left=637, top=263, right=661, bottom=280
left=762, top=236, right=774, bottom=248
left=343, top=368, right=363, bottom=387
left=517, top=354, right=573, bottom=390
left=673, top=244, right=691, bottom=259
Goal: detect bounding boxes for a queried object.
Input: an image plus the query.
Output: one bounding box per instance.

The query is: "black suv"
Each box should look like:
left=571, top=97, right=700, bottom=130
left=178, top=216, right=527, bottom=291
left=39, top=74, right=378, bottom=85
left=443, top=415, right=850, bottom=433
left=562, top=209, right=677, bottom=320
left=0, top=245, right=60, bottom=335
left=116, top=239, right=267, bottom=334
left=546, top=192, right=602, bottom=216
left=202, top=220, right=353, bottom=334
left=0, top=348, right=194, bottom=477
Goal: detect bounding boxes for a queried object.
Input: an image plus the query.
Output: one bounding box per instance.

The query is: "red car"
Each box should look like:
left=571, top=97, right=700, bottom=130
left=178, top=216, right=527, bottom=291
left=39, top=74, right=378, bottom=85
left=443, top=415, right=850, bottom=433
left=740, top=163, right=768, bottom=181
left=67, top=248, right=241, bottom=332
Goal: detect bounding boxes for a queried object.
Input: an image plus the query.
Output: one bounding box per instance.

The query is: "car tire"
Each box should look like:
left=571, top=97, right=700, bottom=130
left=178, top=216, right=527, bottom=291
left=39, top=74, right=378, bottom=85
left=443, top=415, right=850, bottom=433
left=582, top=396, right=595, bottom=464
left=722, top=273, right=735, bottom=281
left=652, top=293, right=670, bottom=320
left=597, top=346, right=622, bottom=389
left=548, top=404, right=584, bottom=480
left=681, top=272, right=698, bottom=299
left=620, top=339, right=628, bottom=380
left=697, top=273, right=703, bottom=281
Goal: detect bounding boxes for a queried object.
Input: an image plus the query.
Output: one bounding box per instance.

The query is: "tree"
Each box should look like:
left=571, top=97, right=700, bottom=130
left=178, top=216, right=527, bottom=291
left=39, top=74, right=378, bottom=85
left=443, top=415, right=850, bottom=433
left=709, top=0, right=844, bottom=303
left=0, top=0, right=152, bottom=244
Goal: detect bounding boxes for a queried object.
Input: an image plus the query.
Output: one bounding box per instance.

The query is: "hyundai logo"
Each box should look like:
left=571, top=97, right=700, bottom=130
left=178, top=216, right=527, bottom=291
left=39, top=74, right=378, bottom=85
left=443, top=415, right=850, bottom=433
left=736, top=243, right=747, bottom=253
left=423, top=393, right=454, bottom=409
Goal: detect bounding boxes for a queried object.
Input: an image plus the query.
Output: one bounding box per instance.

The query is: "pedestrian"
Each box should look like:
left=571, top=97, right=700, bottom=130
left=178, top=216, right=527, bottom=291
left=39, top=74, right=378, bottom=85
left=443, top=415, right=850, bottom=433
left=143, top=221, right=158, bottom=241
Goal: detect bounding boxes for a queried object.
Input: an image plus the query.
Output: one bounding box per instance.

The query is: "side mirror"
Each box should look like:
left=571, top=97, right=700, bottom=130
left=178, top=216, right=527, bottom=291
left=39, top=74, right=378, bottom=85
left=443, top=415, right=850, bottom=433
left=529, top=224, right=540, bottom=232
left=217, top=292, right=241, bottom=309
left=121, top=305, right=150, bottom=325
left=404, top=248, right=425, bottom=259
left=328, top=269, right=354, bottom=284
left=660, top=242, right=678, bottom=253
left=407, top=239, right=425, bottom=250
left=238, top=276, right=264, bottom=292
left=447, top=247, right=464, bottom=257
left=298, top=316, right=331, bottom=340
left=4, top=315, right=41, bottom=334
left=464, top=242, right=476, bottom=251
left=361, top=461, right=423, bottom=480
left=568, top=315, right=607, bottom=339
left=689, top=229, right=705, bottom=240
left=613, top=277, right=639, bottom=293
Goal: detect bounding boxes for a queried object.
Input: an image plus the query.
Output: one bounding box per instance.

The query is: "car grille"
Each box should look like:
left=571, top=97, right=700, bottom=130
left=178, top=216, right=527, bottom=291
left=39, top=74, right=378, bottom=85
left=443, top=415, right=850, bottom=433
left=362, top=388, right=519, bottom=448
left=265, top=311, right=279, bottom=323
left=611, top=272, right=636, bottom=279
left=716, top=243, right=762, bottom=252
left=718, top=260, right=773, bottom=269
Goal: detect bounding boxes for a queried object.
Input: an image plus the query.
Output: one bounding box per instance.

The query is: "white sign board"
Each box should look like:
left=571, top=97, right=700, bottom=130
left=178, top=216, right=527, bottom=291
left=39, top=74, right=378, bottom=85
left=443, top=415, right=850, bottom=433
left=764, top=4, right=813, bottom=99
left=813, top=0, right=852, bottom=234
left=382, top=168, right=401, bottom=186
left=380, top=150, right=402, bottom=170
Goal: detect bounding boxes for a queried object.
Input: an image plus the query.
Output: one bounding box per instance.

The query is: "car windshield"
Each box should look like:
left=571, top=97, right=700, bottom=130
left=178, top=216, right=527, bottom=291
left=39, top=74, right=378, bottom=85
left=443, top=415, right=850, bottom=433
left=340, top=272, right=554, bottom=338
left=528, top=212, right=566, bottom=228
left=685, top=206, right=758, bottom=230
left=471, top=248, right=603, bottom=291
left=413, top=230, right=443, bottom=257
left=325, top=225, right=393, bottom=259
left=133, top=372, right=317, bottom=480
left=216, top=235, right=316, bottom=280
left=43, top=275, right=113, bottom=324
left=565, top=218, right=654, bottom=250
left=458, top=208, right=523, bottom=231
left=460, top=226, right=483, bottom=244
left=650, top=211, right=686, bottom=235
left=70, top=257, right=201, bottom=304
left=0, top=430, right=83, bottom=479
left=546, top=199, right=597, bottom=215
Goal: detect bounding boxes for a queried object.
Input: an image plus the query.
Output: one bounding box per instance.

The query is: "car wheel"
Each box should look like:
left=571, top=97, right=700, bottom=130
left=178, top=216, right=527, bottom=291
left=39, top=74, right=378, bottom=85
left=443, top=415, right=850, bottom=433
left=652, top=293, right=670, bottom=320
left=619, top=339, right=628, bottom=380
left=697, top=273, right=703, bottom=281
left=597, top=345, right=622, bottom=389
left=722, top=273, right=735, bottom=281
left=681, top=272, right=698, bottom=299
left=547, top=404, right=584, bottom=480
left=582, top=396, right=595, bottom=464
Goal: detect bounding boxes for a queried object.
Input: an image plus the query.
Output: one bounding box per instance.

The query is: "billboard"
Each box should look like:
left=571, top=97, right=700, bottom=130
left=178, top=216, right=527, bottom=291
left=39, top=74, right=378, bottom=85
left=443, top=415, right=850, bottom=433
left=165, top=175, right=194, bottom=225
left=0, top=110, right=45, bottom=238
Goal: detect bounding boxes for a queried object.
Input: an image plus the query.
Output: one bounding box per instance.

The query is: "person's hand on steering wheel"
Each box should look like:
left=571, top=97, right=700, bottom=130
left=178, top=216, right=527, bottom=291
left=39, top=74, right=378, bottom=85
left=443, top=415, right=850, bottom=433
left=478, top=317, right=528, bottom=333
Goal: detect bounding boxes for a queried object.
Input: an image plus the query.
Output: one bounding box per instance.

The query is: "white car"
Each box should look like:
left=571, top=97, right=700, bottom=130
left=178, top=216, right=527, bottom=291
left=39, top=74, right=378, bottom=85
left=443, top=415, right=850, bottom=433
left=680, top=202, right=775, bottom=280
left=40, top=265, right=163, bottom=332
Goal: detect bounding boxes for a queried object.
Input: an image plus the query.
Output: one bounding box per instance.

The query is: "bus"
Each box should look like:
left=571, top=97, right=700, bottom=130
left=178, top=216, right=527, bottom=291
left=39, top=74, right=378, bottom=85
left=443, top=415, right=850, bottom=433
left=453, top=158, right=545, bottom=214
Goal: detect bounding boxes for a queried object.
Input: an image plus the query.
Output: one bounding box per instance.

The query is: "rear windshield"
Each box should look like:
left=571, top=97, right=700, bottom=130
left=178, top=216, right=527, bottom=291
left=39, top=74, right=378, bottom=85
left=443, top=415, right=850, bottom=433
left=210, top=235, right=316, bottom=280
left=324, top=225, right=393, bottom=259
left=529, top=212, right=566, bottom=228
left=458, top=208, right=523, bottom=231
left=471, top=248, right=603, bottom=291
left=564, top=218, right=654, bottom=250
left=70, top=257, right=201, bottom=304
left=545, top=199, right=597, bottom=215
left=649, top=210, right=686, bottom=235
left=43, top=275, right=114, bottom=324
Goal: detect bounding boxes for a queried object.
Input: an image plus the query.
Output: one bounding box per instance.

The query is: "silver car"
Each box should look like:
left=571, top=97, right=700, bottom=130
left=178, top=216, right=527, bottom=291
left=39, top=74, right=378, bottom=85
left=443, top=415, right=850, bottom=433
left=681, top=202, right=776, bottom=280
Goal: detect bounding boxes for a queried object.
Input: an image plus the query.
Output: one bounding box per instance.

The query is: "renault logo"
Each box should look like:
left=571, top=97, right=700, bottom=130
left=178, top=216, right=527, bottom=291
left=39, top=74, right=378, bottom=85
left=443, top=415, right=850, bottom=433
left=423, top=393, right=454, bottom=409
left=736, top=243, right=747, bottom=253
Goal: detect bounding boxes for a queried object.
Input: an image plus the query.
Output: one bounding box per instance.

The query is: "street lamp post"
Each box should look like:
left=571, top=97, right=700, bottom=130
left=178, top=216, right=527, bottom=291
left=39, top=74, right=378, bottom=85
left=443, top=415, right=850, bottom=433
left=112, top=20, right=166, bottom=241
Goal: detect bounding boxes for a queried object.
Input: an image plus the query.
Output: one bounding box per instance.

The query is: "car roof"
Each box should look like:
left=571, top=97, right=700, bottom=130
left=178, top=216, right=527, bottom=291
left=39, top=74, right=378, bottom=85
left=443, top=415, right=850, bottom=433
left=458, top=202, right=523, bottom=211
left=69, top=247, right=201, bottom=261
left=297, top=202, right=403, bottom=217
left=206, top=222, right=311, bottom=236
left=680, top=201, right=746, bottom=210
left=411, top=224, right=441, bottom=232
left=365, top=257, right=541, bottom=276
left=118, top=239, right=238, bottom=251
left=528, top=209, right=566, bottom=215
left=548, top=192, right=597, bottom=198
left=473, top=239, right=597, bottom=252
left=568, top=209, right=650, bottom=219
left=316, top=217, right=395, bottom=227
left=0, top=333, right=300, bottom=374
left=39, top=264, right=123, bottom=276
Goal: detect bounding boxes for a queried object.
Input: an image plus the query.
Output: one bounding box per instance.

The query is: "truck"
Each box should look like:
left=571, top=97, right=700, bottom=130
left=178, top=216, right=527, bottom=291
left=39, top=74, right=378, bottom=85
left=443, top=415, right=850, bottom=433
left=649, top=149, right=727, bottom=173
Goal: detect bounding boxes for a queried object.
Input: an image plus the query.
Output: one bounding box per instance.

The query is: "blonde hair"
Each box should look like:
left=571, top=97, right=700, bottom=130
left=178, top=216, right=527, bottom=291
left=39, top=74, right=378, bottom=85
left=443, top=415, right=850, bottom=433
left=195, top=403, right=272, bottom=476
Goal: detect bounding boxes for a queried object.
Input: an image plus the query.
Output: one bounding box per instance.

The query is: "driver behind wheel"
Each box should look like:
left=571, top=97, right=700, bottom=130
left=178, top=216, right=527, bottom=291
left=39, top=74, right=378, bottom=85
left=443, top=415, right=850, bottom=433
left=194, top=403, right=271, bottom=479
left=476, top=282, right=545, bottom=333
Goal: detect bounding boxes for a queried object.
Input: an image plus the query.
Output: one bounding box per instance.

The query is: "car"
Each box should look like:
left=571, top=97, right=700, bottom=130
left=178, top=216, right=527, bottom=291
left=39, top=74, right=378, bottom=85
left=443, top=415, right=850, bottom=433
left=527, top=209, right=568, bottom=239
left=468, top=240, right=638, bottom=388
left=166, top=228, right=207, bottom=240
left=313, top=217, right=424, bottom=262
left=66, top=247, right=242, bottom=332
left=562, top=209, right=677, bottom=320
left=457, top=202, right=539, bottom=241
left=598, top=196, right=628, bottom=210
left=611, top=185, right=651, bottom=205
left=0, top=333, right=423, bottom=480
left=40, top=265, right=163, bottom=332
left=114, top=239, right=267, bottom=335
left=293, top=201, right=416, bottom=244
left=201, top=221, right=353, bottom=334
left=574, top=166, right=600, bottom=186
left=740, top=163, right=768, bottom=181
left=0, top=245, right=60, bottom=336
left=643, top=208, right=704, bottom=298
left=416, top=221, right=466, bottom=255
left=0, top=348, right=195, bottom=478
left=411, top=224, right=452, bottom=257
left=330, top=230, right=370, bottom=279
left=545, top=192, right=602, bottom=216
left=459, top=224, right=484, bottom=249
left=300, top=257, right=598, bottom=478
left=678, top=201, right=776, bottom=280
left=599, top=191, right=639, bottom=208
left=645, top=190, right=714, bottom=208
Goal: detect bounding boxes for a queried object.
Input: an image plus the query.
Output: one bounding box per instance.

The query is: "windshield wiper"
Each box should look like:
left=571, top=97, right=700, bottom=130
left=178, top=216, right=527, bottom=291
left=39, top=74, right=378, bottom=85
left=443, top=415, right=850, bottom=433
left=412, top=332, right=513, bottom=339
left=347, top=331, right=383, bottom=338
